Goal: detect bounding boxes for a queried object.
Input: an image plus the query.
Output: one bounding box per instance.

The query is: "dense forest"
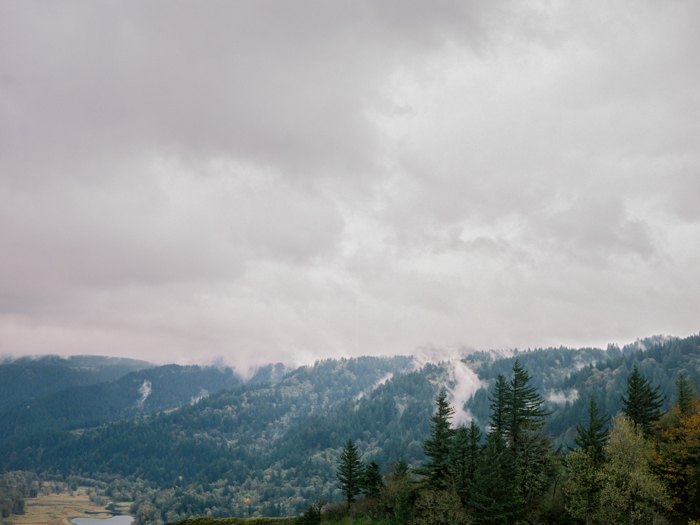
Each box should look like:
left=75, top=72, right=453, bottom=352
left=1, top=334, right=700, bottom=524
left=0, top=355, right=153, bottom=413
left=320, top=359, right=696, bottom=524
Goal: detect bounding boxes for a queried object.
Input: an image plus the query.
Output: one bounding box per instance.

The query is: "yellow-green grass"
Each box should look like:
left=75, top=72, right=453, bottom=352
left=6, top=488, right=126, bottom=525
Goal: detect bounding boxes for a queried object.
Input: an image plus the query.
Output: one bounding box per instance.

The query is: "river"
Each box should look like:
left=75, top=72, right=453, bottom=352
left=71, top=516, right=134, bottom=525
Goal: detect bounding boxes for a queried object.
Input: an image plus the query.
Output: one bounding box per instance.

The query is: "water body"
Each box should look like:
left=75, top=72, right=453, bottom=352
left=71, top=516, right=134, bottom=525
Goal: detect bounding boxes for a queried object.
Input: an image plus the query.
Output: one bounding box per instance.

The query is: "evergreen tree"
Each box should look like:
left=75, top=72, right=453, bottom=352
left=337, top=439, right=364, bottom=504
left=384, top=456, right=413, bottom=525
left=487, top=374, right=509, bottom=437
left=505, top=360, right=549, bottom=448
left=415, top=390, right=455, bottom=490
left=360, top=460, right=384, bottom=499
left=621, top=365, right=665, bottom=436
left=387, top=455, right=410, bottom=482
left=466, top=431, right=521, bottom=525
left=448, top=421, right=481, bottom=503
left=449, top=425, right=468, bottom=489
left=504, top=360, right=553, bottom=508
left=675, top=372, right=694, bottom=415
left=573, top=396, right=610, bottom=466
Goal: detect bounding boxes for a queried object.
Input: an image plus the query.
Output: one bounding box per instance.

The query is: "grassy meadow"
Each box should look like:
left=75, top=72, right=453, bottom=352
left=5, top=487, right=128, bottom=525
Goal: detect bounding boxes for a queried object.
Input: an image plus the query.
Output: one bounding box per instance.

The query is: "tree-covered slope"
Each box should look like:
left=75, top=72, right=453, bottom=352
left=0, top=355, right=418, bottom=516
left=464, top=335, right=700, bottom=446
left=0, top=354, right=153, bottom=412
left=0, top=364, right=246, bottom=440
left=2, top=335, right=699, bottom=521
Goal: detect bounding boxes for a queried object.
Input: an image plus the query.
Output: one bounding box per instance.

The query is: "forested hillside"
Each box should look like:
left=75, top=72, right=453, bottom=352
left=464, top=335, right=697, bottom=446
left=1, top=335, right=699, bottom=524
left=0, top=355, right=153, bottom=412
left=0, top=364, right=245, bottom=441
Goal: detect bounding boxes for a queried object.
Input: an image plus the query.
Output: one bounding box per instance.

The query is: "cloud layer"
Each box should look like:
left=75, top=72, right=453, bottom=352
left=1, top=0, right=698, bottom=368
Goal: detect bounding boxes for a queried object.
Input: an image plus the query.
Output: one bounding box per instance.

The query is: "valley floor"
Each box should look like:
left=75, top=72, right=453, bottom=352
left=5, top=488, right=129, bottom=525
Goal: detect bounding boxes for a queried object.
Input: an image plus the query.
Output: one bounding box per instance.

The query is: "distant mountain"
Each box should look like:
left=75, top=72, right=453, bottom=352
left=0, top=355, right=153, bottom=412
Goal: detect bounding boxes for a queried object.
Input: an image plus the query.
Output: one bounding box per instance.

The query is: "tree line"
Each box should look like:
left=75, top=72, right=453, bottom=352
left=328, top=360, right=697, bottom=525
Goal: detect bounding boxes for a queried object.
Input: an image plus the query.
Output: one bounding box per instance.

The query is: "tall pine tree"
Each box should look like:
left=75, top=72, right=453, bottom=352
left=466, top=430, right=521, bottom=525
left=676, top=372, right=694, bottom=415
left=337, top=439, right=364, bottom=504
left=360, top=460, right=384, bottom=499
left=573, top=396, right=610, bottom=466
left=488, top=374, right=509, bottom=437
left=416, top=390, right=455, bottom=490
left=449, top=420, right=482, bottom=504
left=505, top=360, right=553, bottom=511
left=621, top=365, right=665, bottom=436
left=505, top=360, right=549, bottom=448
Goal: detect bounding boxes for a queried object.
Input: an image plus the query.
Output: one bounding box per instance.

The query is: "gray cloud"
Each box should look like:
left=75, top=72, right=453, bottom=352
left=1, top=0, right=698, bottom=367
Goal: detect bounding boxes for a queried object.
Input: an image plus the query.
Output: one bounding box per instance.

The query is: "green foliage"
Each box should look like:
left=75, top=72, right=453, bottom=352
left=295, top=497, right=325, bottom=525
left=414, top=391, right=455, bottom=490
left=0, top=355, right=153, bottom=413
left=505, top=359, right=550, bottom=444
left=565, top=449, right=604, bottom=525
left=6, top=336, right=700, bottom=523
left=448, top=421, right=480, bottom=505
left=573, top=396, right=610, bottom=466
left=621, top=365, right=665, bottom=436
left=598, top=414, right=670, bottom=524
left=337, top=439, right=364, bottom=504
left=497, top=360, right=554, bottom=510
left=360, top=461, right=383, bottom=499
left=486, top=374, right=508, bottom=436
left=675, top=372, right=694, bottom=416
left=411, top=489, right=471, bottom=525
left=0, top=479, right=24, bottom=518
left=0, top=363, right=243, bottom=442
left=465, top=431, right=520, bottom=525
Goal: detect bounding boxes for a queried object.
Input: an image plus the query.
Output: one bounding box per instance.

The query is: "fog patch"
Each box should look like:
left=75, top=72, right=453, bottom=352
left=548, top=389, right=578, bottom=405
left=395, top=397, right=409, bottom=418
left=412, top=346, right=484, bottom=425
left=357, top=372, right=394, bottom=400
left=137, top=380, right=152, bottom=407
left=447, top=360, right=482, bottom=425
left=190, top=388, right=210, bottom=405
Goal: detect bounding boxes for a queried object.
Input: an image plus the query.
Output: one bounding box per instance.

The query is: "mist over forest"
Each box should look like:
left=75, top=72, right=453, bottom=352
left=1, top=333, right=700, bottom=524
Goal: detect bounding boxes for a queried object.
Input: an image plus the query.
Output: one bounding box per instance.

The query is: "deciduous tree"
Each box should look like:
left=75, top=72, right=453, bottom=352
left=654, top=396, right=700, bottom=517
left=565, top=449, right=604, bottom=525
left=599, top=414, right=670, bottom=525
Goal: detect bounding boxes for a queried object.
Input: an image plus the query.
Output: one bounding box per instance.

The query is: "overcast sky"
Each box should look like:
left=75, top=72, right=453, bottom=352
left=1, top=0, right=698, bottom=369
